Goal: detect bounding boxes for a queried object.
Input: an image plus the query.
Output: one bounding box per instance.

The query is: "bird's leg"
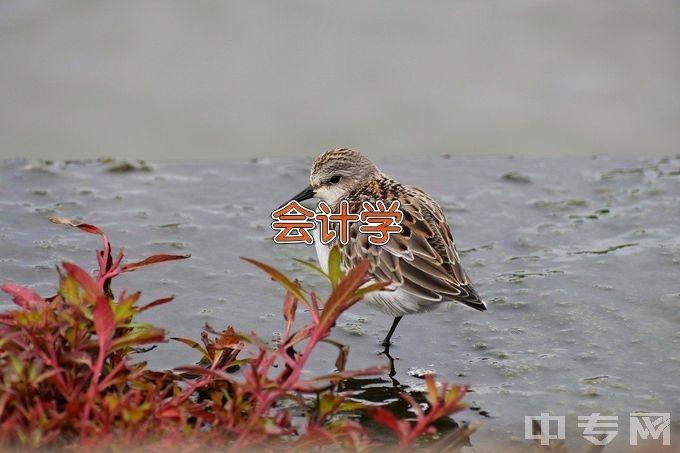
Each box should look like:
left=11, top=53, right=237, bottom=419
left=381, top=316, right=403, bottom=347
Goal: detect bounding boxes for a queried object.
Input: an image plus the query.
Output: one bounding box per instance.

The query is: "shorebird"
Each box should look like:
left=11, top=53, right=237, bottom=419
left=282, top=148, right=486, bottom=347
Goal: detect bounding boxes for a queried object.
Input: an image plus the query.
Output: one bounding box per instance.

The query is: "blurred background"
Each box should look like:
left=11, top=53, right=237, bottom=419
left=1, top=0, right=678, bottom=161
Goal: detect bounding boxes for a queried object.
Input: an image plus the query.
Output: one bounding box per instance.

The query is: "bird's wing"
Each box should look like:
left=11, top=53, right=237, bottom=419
left=339, top=186, right=486, bottom=311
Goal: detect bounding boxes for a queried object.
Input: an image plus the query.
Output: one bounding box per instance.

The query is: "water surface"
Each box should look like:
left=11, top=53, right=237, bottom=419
left=1, top=155, right=678, bottom=450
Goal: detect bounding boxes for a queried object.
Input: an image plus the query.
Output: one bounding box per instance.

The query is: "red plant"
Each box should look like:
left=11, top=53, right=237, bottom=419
left=0, top=218, right=189, bottom=447
left=0, top=219, right=472, bottom=450
left=371, top=374, right=468, bottom=448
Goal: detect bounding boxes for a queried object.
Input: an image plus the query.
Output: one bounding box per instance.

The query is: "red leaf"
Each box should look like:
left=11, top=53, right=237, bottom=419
left=49, top=217, right=105, bottom=236
left=90, top=293, right=116, bottom=387
left=120, top=254, right=190, bottom=273
left=159, top=408, right=181, bottom=418
left=1, top=282, right=45, bottom=310
left=65, top=400, right=82, bottom=418
left=320, top=260, right=370, bottom=324
left=74, top=223, right=103, bottom=235
left=138, top=296, right=175, bottom=313
left=370, top=407, right=405, bottom=435
left=282, top=291, right=297, bottom=335
left=370, top=406, right=414, bottom=445
left=93, top=294, right=115, bottom=353
left=50, top=218, right=114, bottom=278
left=63, top=262, right=103, bottom=297
left=285, top=325, right=315, bottom=348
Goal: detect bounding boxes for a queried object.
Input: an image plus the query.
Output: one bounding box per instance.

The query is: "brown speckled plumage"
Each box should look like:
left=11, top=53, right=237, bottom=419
left=335, top=176, right=484, bottom=311
left=312, top=149, right=486, bottom=313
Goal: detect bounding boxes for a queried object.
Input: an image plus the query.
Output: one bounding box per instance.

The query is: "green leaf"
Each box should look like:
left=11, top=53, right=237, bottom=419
left=110, top=326, right=166, bottom=351
left=59, top=274, right=81, bottom=305
left=327, top=246, right=344, bottom=288
left=241, top=257, right=310, bottom=309
left=173, top=366, right=238, bottom=383
left=115, top=291, right=140, bottom=320
left=171, top=337, right=209, bottom=360
left=320, top=260, right=370, bottom=324
left=354, top=281, right=390, bottom=299
left=318, top=394, right=343, bottom=419
left=293, top=258, right=329, bottom=279
left=338, top=399, right=366, bottom=412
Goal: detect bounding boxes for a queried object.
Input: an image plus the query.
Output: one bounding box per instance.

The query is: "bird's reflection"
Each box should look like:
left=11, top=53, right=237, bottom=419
left=337, top=353, right=471, bottom=449
left=380, top=344, right=401, bottom=386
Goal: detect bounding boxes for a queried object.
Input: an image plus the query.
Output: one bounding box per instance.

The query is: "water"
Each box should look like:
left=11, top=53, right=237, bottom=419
left=1, top=155, right=679, bottom=450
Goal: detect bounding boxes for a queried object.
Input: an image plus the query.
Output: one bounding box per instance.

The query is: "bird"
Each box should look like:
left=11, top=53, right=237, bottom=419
left=281, top=148, right=486, bottom=348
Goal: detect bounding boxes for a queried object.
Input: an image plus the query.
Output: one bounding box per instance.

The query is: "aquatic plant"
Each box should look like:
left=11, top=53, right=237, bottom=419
left=0, top=219, right=472, bottom=450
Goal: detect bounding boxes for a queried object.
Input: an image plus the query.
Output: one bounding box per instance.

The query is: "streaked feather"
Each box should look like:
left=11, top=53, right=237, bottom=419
left=324, top=175, right=487, bottom=314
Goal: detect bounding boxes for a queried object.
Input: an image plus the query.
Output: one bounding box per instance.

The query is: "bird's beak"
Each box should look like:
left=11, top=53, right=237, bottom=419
left=278, top=185, right=316, bottom=210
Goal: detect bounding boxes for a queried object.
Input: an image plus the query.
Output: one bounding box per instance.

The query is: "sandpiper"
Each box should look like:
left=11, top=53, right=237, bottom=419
left=282, top=148, right=486, bottom=347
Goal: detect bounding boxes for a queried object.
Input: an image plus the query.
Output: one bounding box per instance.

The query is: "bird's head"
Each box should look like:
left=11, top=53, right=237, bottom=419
left=281, top=148, right=380, bottom=207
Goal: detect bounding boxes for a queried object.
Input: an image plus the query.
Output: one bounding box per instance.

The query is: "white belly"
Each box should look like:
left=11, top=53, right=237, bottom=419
left=312, top=229, right=438, bottom=317
left=313, top=227, right=331, bottom=275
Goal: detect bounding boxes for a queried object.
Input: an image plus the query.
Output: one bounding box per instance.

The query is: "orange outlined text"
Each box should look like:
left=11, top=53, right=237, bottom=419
left=272, top=200, right=403, bottom=245
left=271, top=201, right=316, bottom=244
left=358, top=200, right=403, bottom=245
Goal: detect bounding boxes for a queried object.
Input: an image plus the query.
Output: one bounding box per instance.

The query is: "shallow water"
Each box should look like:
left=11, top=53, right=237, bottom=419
left=1, top=155, right=679, bottom=450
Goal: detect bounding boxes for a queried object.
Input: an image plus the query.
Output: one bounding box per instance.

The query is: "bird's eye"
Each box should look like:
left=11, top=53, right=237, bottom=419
left=329, top=175, right=342, bottom=184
